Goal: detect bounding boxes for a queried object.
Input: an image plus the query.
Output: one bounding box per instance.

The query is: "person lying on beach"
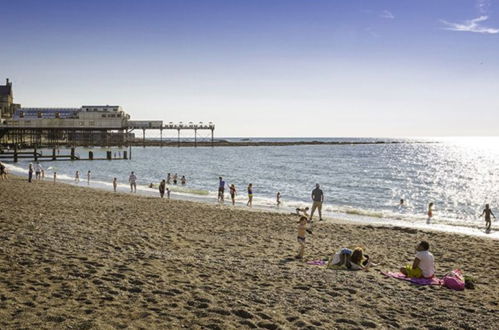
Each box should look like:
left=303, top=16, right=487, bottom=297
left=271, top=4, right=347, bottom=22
left=327, top=247, right=371, bottom=270
left=480, top=204, right=495, bottom=232
left=400, top=240, right=435, bottom=278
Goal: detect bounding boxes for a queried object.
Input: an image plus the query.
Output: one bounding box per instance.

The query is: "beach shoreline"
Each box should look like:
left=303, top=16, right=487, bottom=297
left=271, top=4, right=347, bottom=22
left=1, top=176, right=498, bottom=329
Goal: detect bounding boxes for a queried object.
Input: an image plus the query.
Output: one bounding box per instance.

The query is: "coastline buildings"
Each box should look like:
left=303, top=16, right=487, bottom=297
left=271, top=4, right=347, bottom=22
left=0, top=79, right=20, bottom=121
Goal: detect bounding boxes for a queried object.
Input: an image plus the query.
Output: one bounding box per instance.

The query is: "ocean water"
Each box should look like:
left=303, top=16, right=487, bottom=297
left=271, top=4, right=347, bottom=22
left=4, top=137, right=499, bottom=238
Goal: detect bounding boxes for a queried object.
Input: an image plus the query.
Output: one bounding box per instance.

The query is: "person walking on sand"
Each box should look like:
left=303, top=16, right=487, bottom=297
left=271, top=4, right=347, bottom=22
left=28, top=163, right=34, bottom=183
left=75, top=170, right=80, bottom=183
left=112, top=177, right=117, bottom=192
left=247, top=183, right=253, bottom=207
left=129, top=171, right=137, bottom=193
left=480, top=204, right=496, bottom=232
left=159, top=179, right=166, bottom=198
left=229, top=184, right=236, bottom=205
left=34, top=162, right=42, bottom=180
left=87, top=170, right=91, bottom=185
left=296, top=216, right=310, bottom=259
left=276, top=192, right=281, bottom=207
left=310, top=184, right=324, bottom=221
left=218, top=177, right=226, bottom=202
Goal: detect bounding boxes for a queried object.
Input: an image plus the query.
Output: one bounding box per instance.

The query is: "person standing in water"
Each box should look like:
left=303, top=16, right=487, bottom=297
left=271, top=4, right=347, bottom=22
left=247, top=183, right=253, bottom=207
left=480, top=204, right=496, bottom=232
left=427, top=202, right=434, bottom=223
left=53, top=172, right=57, bottom=183
left=112, top=177, right=117, bottom=192
left=181, top=176, right=186, bottom=185
left=87, top=170, right=91, bottom=185
left=229, top=184, right=236, bottom=205
left=276, top=192, right=281, bottom=207
left=75, top=170, right=80, bottom=183
left=173, top=173, right=178, bottom=185
left=34, top=162, right=42, bottom=180
left=310, top=184, right=324, bottom=221
left=166, top=173, right=171, bottom=184
left=159, top=179, right=166, bottom=198
left=218, top=177, right=226, bottom=202
left=129, top=171, right=137, bottom=193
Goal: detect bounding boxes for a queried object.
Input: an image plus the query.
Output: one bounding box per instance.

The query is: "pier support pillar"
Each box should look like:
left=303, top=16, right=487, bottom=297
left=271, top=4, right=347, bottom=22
left=123, top=150, right=128, bottom=160
left=34, top=146, right=38, bottom=161
left=89, top=151, right=93, bottom=160
left=70, top=147, right=75, bottom=160
left=142, top=129, right=146, bottom=147
left=160, top=129, right=163, bottom=147
left=13, top=146, right=18, bottom=163
left=177, top=129, right=180, bottom=148
left=194, top=129, right=197, bottom=148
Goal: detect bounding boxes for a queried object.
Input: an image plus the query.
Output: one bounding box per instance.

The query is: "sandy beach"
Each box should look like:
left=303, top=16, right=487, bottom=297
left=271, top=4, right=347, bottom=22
left=0, top=176, right=498, bottom=329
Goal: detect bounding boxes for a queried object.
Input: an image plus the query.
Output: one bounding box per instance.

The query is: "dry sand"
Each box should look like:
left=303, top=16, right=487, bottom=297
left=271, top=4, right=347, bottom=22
left=0, top=176, right=498, bottom=329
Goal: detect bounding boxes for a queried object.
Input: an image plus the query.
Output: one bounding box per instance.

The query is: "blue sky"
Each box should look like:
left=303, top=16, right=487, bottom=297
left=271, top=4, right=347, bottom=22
left=1, top=0, right=498, bottom=137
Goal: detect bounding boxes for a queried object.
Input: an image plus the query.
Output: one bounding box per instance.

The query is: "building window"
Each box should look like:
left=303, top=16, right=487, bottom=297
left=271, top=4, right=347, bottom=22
left=19, top=111, right=24, bottom=118
left=102, top=114, right=106, bottom=118
left=55, top=112, right=60, bottom=119
left=79, top=121, right=84, bottom=126
left=89, top=121, right=95, bottom=126
left=37, top=112, right=42, bottom=118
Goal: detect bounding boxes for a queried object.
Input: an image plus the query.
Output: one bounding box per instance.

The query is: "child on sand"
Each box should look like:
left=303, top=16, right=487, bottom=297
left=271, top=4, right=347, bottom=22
left=229, top=184, right=236, bottom=205
left=166, top=187, right=171, bottom=199
left=400, top=241, right=435, bottom=278
left=480, top=204, right=496, bottom=232
left=296, top=216, right=309, bottom=259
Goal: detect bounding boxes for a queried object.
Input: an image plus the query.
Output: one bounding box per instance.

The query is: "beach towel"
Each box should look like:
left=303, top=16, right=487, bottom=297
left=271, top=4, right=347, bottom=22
left=382, top=271, right=442, bottom=286
left=307, top=260, right=327, bottom=266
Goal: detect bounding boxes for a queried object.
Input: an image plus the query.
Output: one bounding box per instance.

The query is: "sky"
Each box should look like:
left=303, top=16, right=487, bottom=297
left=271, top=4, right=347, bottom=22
left=1, top=0, right=498, bottom=137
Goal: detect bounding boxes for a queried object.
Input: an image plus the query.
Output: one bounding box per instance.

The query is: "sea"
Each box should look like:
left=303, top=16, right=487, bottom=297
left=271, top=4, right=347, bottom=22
left=4, top=137, right=499, bottom=238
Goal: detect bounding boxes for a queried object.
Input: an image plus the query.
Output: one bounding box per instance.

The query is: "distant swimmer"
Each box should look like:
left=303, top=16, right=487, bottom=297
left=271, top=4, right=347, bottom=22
left=218, top=177, right=226, bottom=202
left=87, top=170, right=91, bottom=185
left=75, top=170, right=80, bottom=183
left=480, top=204, right=496, bottom=232
left=310, top=184, right=324, bottom=221
left=181, top=175, right=186, bottom=185
left=129, top=171, right=137, bottom=193
left=159, top=179, right=166, bottom=198
left=113, top=177, right=117, bottom=192
left=247, top=183, right=253, bottom=207
left=427, top=202, right=434, bottom=224
left=276, top=192, right=281, bottom=207
left=229, top=184, right=236, bottom=205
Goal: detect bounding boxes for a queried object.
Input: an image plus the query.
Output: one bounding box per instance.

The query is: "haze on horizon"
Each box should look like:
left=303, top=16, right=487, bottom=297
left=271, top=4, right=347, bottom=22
left=1, top=0, right=498, bottom=137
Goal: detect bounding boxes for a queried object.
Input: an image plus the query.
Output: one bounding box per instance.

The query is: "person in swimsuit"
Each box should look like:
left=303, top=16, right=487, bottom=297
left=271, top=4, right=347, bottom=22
left=247, top=183, right=253, bottom=207
left=276, top=192, right=281, bottom=207
left=229, top=184, right=236, bottom=205
left=75, top=170, right=80, bottom=183
left=159, top=179, right=166, bottom=198
left=296, top=216, right=309, bottom=259
left=166, top=173, right=171, bottom=184
left=112, top=177, right=117, bottom=192
left=181, top=176, right=186, bottom=185
left=427, top=202, right=434, bottom=223
left=87, top=170, right=91, bottom=185
left=480, top=204, right=496, bottom=232
left=173, top=173, right=178, bottom=185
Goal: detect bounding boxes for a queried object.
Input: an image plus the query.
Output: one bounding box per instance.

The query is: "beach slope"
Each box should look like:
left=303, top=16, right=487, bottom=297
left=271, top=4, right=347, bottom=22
left=0, top=177, right=498, bottom=329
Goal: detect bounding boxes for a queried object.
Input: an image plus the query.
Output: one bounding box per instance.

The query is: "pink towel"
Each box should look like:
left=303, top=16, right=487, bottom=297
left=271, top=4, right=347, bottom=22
left=382, top=271, right=442, bottom=286
left=307, top=260, right=326, bottom=266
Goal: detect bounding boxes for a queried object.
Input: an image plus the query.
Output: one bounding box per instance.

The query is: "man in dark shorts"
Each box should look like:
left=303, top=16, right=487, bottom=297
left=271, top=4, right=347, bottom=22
left=218, top=177, right=226, bottom=202
left=310, top=183, right=324, bottom=221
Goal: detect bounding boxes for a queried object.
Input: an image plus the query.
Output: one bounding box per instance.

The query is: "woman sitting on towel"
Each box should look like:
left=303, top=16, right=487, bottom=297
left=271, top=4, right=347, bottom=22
left=327, top=247, right=370, bottom=270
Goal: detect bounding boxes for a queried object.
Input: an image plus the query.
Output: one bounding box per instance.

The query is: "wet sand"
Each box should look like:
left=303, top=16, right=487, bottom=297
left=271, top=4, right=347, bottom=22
left=0, top=176, right=498, bottom=329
